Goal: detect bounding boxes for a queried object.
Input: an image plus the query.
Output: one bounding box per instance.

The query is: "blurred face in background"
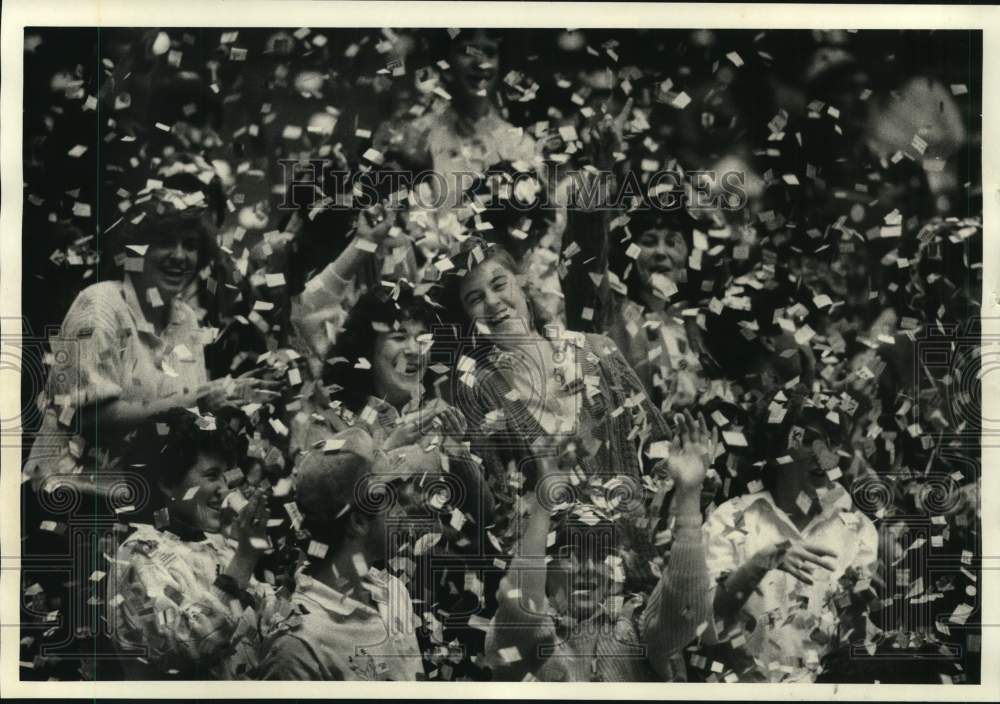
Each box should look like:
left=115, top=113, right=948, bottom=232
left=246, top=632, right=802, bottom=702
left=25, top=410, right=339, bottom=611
left=447, top=30, right=501, bottom=105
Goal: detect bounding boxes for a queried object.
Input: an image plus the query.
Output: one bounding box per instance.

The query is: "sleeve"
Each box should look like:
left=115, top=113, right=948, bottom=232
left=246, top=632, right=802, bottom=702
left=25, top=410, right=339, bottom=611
left=292, top=263, right=359, bottom=358
left=111, top=538, right=242, bottom=674
left=599, top=335, right=672, bottom=444
left=641, top=515, right=715, bottom=678
left=53, top=288, right=128, bottom=408
left=258, top=633, right=328, bottom=680
left=483, top=572, right=556, bottom=681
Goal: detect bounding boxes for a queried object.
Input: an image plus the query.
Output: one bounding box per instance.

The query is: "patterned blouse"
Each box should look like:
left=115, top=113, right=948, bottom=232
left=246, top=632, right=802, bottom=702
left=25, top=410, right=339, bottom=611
left=23, top=277, right=211, bottom=491
left=109, top=523, right=275, bottom=679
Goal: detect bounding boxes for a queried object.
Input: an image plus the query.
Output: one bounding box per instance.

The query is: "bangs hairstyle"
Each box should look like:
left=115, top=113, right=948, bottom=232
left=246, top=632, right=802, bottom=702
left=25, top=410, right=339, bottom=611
left=323, top=283, right=443, bottom=414
left=435, top=237, right=543, bottom=337
left=113, top=188, right=220, bottom=273
left=120, top=408, right=247, bottom=513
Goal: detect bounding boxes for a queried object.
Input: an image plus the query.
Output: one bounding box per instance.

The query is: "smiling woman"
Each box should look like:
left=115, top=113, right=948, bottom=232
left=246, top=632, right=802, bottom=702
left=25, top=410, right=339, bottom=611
left=22, top=187, right=272, bottom=494
left=109, top=409, right=275, bottom=679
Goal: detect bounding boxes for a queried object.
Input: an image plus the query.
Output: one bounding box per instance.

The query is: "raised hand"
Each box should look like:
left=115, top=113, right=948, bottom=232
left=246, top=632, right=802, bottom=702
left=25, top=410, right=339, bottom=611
left=356, top=204, right=406, bottom=249
left=665, top=410, right=718, bottom=491
left=232, top=487, right=271, bottom=554
left=586, top=96, right=633, bottom=173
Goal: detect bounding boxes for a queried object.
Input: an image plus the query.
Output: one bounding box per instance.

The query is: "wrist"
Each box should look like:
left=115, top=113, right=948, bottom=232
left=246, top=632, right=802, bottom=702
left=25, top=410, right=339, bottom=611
left=670, top=486, right=702, bottom=515
left=748, top=549, right=775, bottom=577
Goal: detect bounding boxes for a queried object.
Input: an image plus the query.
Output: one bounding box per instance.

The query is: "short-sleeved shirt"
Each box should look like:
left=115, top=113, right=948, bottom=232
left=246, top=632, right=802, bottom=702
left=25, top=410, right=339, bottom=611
left=23, top=277, right=210, bottom=490
left=702, top=485, right=879, bottom=682
left=258, top=568, right=423, bottom=681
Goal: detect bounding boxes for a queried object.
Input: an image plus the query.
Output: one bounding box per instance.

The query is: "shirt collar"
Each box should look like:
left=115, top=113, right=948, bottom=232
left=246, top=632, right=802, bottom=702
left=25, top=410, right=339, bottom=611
left=744, top=483, right=854, bottom=535
left=294, top=567, right=390, bottom=619
left=122, top=275, right=189, bottom=336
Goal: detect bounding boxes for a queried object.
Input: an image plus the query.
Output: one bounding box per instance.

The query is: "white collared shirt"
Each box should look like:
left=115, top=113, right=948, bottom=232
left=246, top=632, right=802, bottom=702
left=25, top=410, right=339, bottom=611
left=703, top=484, right=878, bottom=682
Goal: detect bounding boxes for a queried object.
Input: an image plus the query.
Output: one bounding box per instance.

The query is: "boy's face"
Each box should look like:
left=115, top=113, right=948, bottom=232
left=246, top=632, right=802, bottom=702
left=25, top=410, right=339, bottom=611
left=545, top=527, right=622, bottom=621
left=447, top=31, right=500, bottom=101
left=786, top=423, right=840, bottom=490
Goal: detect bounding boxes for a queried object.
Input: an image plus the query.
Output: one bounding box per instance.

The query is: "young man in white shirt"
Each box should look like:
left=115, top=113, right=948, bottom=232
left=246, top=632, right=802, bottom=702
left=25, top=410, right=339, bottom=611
left=703, top=394, right=879, bottom=682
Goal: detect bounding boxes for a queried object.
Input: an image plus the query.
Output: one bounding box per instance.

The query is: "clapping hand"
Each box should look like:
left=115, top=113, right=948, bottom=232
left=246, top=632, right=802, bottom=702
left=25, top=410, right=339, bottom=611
left=232, top=487, right=271, bottom=554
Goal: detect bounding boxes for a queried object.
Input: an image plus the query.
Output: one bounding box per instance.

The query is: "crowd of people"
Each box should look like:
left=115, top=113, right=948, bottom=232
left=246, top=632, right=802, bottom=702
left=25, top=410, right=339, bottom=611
left=19, top=27, right=982, bottom=683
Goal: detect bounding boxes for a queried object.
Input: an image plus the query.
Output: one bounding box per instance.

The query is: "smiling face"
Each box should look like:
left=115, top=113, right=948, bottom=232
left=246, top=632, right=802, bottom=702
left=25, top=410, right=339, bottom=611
left=129, top=228, right=203, bottom=304
left=372, top=318, right=430, bottom=409
left=447, top=30, right=500, bottom=103
left=458, top=257, right=533, bottom=336
left=635, top=227, right=689, bottom=290
left=160, top=451, right=230, bottom=534
left=782, top=423, right=839, bottom=492
left=546, top=536, right=622, bottom=622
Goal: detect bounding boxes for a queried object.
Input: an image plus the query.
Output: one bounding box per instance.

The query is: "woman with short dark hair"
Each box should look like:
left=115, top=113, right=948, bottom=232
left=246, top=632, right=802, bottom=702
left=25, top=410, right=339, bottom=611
left=109, top=409, right=274, bottom=679
left=24, top=186, right=275, bottom=494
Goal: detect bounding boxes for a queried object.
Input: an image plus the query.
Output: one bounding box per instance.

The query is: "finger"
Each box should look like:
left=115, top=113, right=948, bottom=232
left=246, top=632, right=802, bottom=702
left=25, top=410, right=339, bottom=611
left=803, top=543, right=839, bottom=560
left=681, top=411, right=695, bottom=445
left=798, top=552, right=836, bottom=571
left=673, top=414, right=686, bottom=446
left=788, top=567, right=815, bottom=586
left=614, top=96, right=634, bottom=131
left=697, top=412, right=709, bottom=443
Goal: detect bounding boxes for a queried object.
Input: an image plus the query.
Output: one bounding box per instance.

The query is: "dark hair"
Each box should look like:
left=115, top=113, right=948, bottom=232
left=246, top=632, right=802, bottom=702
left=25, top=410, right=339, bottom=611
left=749, top=392, right=844, bottom=491
left=114, top=188, right=220, bottom=276
left=610, top=206, right=713, bottom=308
left=421, top=28, right=509, bottom=69
left=123, top=408, right=246, bottom=504
left=322, top=282, right=442, bottom=414
left=297, top=451, right=373, bottom=555
left=459, top=160, right=552, bottom=262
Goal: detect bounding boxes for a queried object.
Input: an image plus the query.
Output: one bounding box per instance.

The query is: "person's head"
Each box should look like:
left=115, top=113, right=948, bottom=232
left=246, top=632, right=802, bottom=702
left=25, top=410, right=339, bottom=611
left=324, top=283, right=441, bottom=412
left=803, top=47, right=870, bottom=137
left=617, top=208, right=696, bottom=303
left=753, top=394, right=844, bottom=497
left=439, top=239, right=537, bottom=338
left=427, top=29, right=505, bottom=108
left=909, top=217, right=982, bottom=323
left=129, top=409, right=245, bottom=534
left=117, top=188, right=219, bottom=305
left=459, top=161, right=550, bottom=262
left=294, top=428, right=390, bottom=566
left=545, top=515, right=623, bottom=622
